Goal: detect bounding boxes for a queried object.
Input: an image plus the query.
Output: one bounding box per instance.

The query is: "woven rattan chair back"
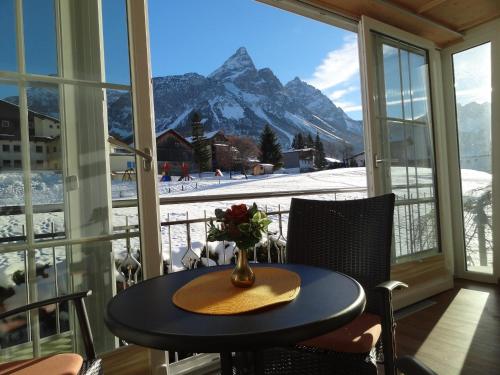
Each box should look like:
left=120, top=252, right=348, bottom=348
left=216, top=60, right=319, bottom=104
left=286, top=194, right=395, bottom=313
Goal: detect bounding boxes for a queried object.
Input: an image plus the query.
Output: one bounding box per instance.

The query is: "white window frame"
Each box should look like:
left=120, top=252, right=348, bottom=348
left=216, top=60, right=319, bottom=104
left=358, top=16, right=454, bottom=262
left=0, top=0, right=163, bottom=366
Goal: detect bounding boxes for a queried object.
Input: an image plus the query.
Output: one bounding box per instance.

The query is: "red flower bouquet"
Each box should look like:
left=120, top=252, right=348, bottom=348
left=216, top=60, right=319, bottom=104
left=207, top=203, right=271, bottom=250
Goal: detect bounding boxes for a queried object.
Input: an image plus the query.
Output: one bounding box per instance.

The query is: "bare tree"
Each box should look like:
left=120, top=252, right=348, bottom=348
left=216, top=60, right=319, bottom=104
left=227, top=135, right=259, bottom=175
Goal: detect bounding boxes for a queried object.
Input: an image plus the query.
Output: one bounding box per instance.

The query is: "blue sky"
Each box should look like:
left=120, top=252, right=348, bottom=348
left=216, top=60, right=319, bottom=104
left=0, top=0, right=363, bottom=120
left=148, top=0, right=362, bottom=119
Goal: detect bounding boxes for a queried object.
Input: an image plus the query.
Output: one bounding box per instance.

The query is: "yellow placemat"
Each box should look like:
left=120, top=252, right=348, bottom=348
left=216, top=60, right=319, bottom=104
left=172, top=267, right=301, bottom=315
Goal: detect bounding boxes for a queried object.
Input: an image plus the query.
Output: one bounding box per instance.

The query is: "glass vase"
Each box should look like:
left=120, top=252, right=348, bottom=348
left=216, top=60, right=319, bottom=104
left=231, top=248, right=255, bottom=288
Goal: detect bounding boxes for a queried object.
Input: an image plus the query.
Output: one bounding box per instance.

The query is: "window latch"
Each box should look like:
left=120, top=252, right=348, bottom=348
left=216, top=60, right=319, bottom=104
left=108, top=136, right=153, bottom=172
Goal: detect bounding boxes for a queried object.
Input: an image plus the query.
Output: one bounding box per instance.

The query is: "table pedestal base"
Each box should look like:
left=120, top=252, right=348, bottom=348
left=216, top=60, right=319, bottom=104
left=220, top=352, right=233, bottom=375
left=220, top=351, right=264, bottom=375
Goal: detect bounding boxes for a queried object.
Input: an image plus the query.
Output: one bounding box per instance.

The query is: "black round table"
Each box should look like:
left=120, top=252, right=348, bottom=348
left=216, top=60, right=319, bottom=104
left=105, top=264, right=365, bottom=374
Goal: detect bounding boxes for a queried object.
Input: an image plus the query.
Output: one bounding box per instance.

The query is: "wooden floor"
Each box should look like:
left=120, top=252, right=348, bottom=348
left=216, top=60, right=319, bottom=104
left=396, top=279, right=500, bottom=375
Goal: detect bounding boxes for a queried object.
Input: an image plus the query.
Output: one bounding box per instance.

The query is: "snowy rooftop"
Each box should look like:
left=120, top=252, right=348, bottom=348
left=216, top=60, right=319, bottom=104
left=325, top=157, right=342, bottom=163
left=185, top=130, right=222, bottom=144
left=283, top=148, right=315, bottom=153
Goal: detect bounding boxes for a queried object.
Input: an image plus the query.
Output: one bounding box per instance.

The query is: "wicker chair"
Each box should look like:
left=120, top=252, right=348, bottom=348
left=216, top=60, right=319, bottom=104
left=258, top=194, right=407, bottom=375
left=0, top=290, right=102, bottom=375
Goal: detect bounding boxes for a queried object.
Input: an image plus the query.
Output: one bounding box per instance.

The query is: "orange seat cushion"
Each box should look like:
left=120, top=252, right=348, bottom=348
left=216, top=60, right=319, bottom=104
left=299, top=312, right=382, bottom=353
left=0, top=353, right=83, bottom=375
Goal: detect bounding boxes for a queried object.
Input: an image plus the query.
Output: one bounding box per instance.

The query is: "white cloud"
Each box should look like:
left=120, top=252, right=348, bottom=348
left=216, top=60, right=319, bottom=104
left=336, top=102, right=362, bottom=113
left=453, top=43, right=491, bottom=105
left=328, top=86, right=358, bottom=101
left=306, top=35, right=359, bottom=91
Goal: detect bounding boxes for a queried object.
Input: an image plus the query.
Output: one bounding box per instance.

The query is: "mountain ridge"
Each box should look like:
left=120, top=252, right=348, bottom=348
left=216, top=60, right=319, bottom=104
left=145, top=47, right=364, bottom=156
left=5, top=47, right=365, bottom=157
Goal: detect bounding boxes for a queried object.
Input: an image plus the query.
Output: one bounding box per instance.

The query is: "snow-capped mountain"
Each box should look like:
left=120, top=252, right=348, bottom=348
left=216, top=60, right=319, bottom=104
left=150, top=47, right=363, bottom=154
left=4, top=47, right=364, bottom=155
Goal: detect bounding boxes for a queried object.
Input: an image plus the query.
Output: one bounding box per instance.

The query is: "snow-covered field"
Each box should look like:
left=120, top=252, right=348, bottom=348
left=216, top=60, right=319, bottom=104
left=0, top=167, right=492, bottom=306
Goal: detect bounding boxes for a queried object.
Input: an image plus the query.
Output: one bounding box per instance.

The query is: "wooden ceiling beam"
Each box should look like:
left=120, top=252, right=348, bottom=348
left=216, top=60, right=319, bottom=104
left=298, top=0, right=361, bottom=21
left=417, top=0, right=449, bottom=14
left=266, top=0, right=465, bottom=46
left=377, top=0, right=462, bottom=36
left=456, top=12, right=500, bottom=32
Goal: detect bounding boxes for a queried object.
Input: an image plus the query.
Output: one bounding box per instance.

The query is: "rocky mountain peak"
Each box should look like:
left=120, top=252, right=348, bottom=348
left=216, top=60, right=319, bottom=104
left=209, top=47, right=256, bottom=81
left=285, top=77, right=318, bottom=94
left=288, top=76, right=302, bottom=84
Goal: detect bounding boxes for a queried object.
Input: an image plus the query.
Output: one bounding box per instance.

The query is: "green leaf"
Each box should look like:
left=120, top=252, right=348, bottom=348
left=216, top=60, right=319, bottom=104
left=260, top=218, right=272, bottom=228
left=252, top=211, right=262, bottom=221
left=238, top=223, right=251, bottom=233
left=214, top=208, right=225, bottom=220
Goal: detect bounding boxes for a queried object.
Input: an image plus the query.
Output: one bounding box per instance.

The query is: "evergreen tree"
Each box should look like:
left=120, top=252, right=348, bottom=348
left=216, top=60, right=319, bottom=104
left=191, top=112, right=211, bottom=174
left=296, top=133, right=305, bottom=149
left=291, top=134, right=298, bottom=149
left=314, top=132, right=327, bottom=169
left=306, top=133, right=314, bottom=148
left=291, top=133, right=305, bottom=149
left=259, top=124, right=282, bottom=167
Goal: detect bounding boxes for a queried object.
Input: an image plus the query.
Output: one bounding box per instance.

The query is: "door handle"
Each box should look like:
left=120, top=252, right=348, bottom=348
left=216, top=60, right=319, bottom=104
left=108, top=136, right=153, bottom=172
left=374, top=154, right=399, bottom=167
left=374, top=154, right=386, bottom=168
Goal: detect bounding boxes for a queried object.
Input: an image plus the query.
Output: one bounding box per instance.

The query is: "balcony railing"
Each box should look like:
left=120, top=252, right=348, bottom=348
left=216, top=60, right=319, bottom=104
left=0, top=183, right=486, bottom=368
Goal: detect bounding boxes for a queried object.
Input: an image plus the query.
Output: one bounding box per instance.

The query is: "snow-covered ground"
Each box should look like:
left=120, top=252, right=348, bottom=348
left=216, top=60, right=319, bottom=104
left=0, top=167, right=492, bottom=307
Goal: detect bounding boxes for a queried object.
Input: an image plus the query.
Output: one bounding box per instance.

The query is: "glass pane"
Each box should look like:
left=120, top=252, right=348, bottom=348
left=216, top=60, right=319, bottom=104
left=375, top=33, right=439, bottom=260
left=58, top=0, right=131, bottom=84
left=60, top=84, right=141, bottom=352
left=0, top=0, right=17, bottom=72
left=23, top=0, right=58, bottom=76
left=35, top=246, right=70, bottom=339
left=0, top=251, right=30, bottom=356
left=388, top=120, right=438, bottom=257
left=26, top=83, right=65, bottom=241
left=409, top=53, right=428, bottom=121
left=67, top=240, right=116, bottom=352
left=106, top=89, right=142, bottom=292
left=400, top=50, right=413, bottom=120
left=382, top=44, right=403, bottom=119
left=453, top=43, right=492, bottom=274
left=102, top=0, right=131, bottom=85
left=0, top=83, right=26, bottom=243
left=58, top=1, right=104, bottom=81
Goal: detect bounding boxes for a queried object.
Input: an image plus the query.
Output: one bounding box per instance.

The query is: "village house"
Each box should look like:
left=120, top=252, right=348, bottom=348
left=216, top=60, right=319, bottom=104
left=155, top=129, right=195, bottom=174
left=0, top=100, right=61, bottom=171
left=324, top=156, right=344, bottom=169
left=345, top=151, right=365, bottom=167
left=283, top=148, right=316, bottom=172
left=184, top=129, right=238, bottom=171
